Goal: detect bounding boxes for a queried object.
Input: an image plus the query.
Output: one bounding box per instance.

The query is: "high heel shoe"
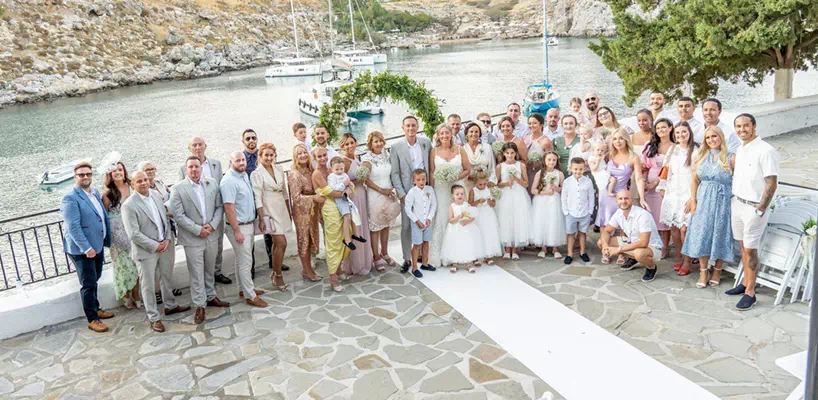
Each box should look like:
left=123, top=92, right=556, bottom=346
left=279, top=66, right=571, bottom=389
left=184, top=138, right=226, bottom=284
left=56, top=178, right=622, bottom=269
left=381, top=254, right=396, bottom=266
left=339, top=273, right=350, bottom=281
left=272, top=272, right=289, bottom=292
left=709, top=267, right=722, bottom=286
left=696, top=268, right=710, bottom=289
left=302, top=273, right=322, bottom=282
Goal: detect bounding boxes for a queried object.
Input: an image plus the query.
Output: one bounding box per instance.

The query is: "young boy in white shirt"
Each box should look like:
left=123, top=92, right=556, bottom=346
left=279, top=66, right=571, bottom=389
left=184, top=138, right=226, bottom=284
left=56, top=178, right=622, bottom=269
left=561, top=157, right=595, bottom=264
left=404, top=169, right=437, bottom=278
left=327, top=157, right=366, bottom=250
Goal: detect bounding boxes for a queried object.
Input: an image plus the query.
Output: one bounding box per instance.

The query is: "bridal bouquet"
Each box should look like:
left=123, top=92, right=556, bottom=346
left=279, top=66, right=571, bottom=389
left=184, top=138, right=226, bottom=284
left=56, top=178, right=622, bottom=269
left=528, top=151, right=543, bottom=163
left=491, top=141, right=505, bottom=154
left=507, top=165, right=519, bottom=178
left=489, top=186, right=502, bottom=200
left=434, top=163, right=461, bottom=183
left=544, top=173, right=558, bottom=187
left=355, top=165, right=370, bottom=181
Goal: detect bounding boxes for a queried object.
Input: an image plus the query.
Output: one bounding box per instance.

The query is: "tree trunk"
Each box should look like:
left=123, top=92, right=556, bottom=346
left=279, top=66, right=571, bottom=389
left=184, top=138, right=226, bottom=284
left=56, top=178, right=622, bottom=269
left=774, top=68, right=793, bottom=100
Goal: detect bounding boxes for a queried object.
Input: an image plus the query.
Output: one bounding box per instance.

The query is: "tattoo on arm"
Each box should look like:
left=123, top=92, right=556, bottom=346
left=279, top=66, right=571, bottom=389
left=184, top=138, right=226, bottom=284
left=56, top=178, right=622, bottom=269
left=758, top=176, right=778, bottom=211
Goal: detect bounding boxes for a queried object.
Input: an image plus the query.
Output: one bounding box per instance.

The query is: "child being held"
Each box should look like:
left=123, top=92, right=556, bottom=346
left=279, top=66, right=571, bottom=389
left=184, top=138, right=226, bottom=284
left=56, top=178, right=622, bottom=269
left=468, top=169, right=503, bottom=265
left=588, top=141, right=610, bottom=195
left=441, top=185, right=483, bottom=273
left=328, top=157, right=366, bottom=250
left=570, top=124, right=596, bottom=163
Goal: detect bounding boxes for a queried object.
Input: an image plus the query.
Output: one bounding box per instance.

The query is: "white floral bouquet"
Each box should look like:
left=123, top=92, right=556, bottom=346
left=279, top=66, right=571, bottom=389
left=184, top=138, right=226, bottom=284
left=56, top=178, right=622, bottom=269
left=433, top=163, right=461, bottom=183
left=507, top=166, right=519, bottom=178
left=803, top=218, right=816, bottom=237
left=544, top=173, right=558, bottom=187
left=489, top=186, right=502, bottom=200
left=528, top=151, right=543, bottom=163
left=491, top=141, right=505, bottom=154
left=355, top=165, right=370, bottom=181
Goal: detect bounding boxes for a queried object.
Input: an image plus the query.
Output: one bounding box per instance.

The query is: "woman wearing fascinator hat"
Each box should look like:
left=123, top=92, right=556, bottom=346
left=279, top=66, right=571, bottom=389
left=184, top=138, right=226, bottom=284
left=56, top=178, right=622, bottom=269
left=100, top=151, right=142, bottom=309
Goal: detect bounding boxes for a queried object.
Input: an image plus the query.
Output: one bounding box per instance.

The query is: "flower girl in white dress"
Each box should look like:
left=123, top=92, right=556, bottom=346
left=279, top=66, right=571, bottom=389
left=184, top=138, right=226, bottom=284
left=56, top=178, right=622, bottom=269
left=468, top=169, right=503, bottom=265
left=530, top=151, right=566, bottom=259
left=495, top=142, right=531, bottom=260
left=441, top=185, right=483, bottom=273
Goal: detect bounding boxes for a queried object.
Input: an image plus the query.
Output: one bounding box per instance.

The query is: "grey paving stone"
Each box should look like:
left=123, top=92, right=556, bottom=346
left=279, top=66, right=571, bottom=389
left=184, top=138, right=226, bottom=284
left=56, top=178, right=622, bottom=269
left=327, top=344, right=364, bottom=368
left=665, top=344, right=714, bottom=363
left=385, top=344, right=442, bottom=365
left=347, top=314, right=377, bottom=326
left=754, top=342, right=803, bottom=373
left=288, top=297, right=329, bottom=308
left=328, top=322, right=366, bottom=338
left=707, top=331, right=752, bottom=359
left=311, top=333, right=338, bottom=345
left=327, top=364, right=360, bottom=380
left=111, top=382, right=150, bottom=400
left=766, top=311, right=809, bottom=335
left=485, top=380, right=531, bottom=400
left=396, top=368, right=427, bottom=390
left=420, top=366, right=474, bottom=393
left=62, top=340, right=87, bottom=362
left=735, top=318, right=777, bottom=343
left=436, top=339, right=473, bottom=353
left=139, top=353, right=180, bottom=368
left=644, top=293, right=671, bottom=311
left=466, top=330, right=496, bottom=345
left=335, top=305, right=367, bottom=317
left=548, top=293, right=575, bottom=306
left=622, top=338, right=665, bottom=356
left=138, top=334, right=184, bottom=355
left=378, top=273, right=405, bottom=285
left=288, top=307, right=312, bottom=319
left=649, top=311, right=732, bottom=334
left=397, top=303, right=426, bottom=326
left=12, top=382, right=44, bottom=398
left=659, top=329, right=704, bottom=346
left=391, top=284, right=421, bottom=297
left=224, top=379, right=251, bottom=396
left=284, top=330, right=306, bottom=344
left=370, top=289, right=402, bottom=301
left=354, top=297, right=390, bottom=308
left=401, top=325, right=452, bottom=345
left=663, top=364, right=715, bottom=384
left=575, top=298, right=604, bottom=321
left=14, top=349, right=42, bottom=365
left=309, top=379, right=346, bottom=399
left=310, top=308, right=340, bottom=323
left=351, top=370, right=398, bottom=400
left=302, top=346, right=333, bottom=359
left=427, top=352, right=461, bottom=372
left=559, top=284, right=596, bottom=297
left=418, top=313, right=447, bottom=325
left=696, top=357, right=767, bottom=384
left=357, top=336, right=380, bottom=350
left=143, top=365, right=195, bottom=393
left=621, top=315, right=659, bottom=338
left=192, top=351, right=238, bottom=368
left=607, top=285, right=643, bottom=302
left=672, top=296, right=743, bottom=320
left=298, top=321, right=324, bottom=333
left=198, top=355, right=273, bottom=395
left=203, top=314, right=235, bottom=330
left=286, top=372, right=323, bottom=399
left=494, top=356, right=537, bottom=377
left=450, top=311, right=472, bottom=335
left=210, top=326, right=231, bottom=339
left=299, top=284, right=325, bottom=299
left=705, top=384, right=770, bottom=398
left=395, top=298, right=417, bottom=312
left=597, top=308, right=631, bottom=330
left=424, top=393, right=488, bottom=400
left=32, top=331, right=75, bottom=355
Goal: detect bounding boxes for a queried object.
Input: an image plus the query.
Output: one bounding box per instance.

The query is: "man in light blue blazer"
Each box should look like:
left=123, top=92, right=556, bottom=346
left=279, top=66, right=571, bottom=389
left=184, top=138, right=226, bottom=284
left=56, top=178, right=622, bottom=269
left=61, top=162, right=114, bottom=333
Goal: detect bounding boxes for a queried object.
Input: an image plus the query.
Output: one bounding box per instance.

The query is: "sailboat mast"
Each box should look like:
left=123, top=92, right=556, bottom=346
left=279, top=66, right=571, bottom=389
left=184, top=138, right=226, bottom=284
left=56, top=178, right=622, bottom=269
left=348, top=0, right=356, bottom=50
left=290, top=0, right=299, bottom=58
left=543, top=0, right=549, bottom=84
left=328, top=0, right=334, bottom=53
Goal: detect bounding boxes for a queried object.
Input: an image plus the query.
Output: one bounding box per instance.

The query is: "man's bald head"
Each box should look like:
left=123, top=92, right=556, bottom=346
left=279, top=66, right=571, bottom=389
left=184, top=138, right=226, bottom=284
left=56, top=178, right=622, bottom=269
left=545, top=108, right=560, bottom=129
left=189, top=136, right=207, bottom=160
left=616, top=189, right=633, bottom=211
left=229, top=151, right=246, bottom=173
left=584, top=90, right=600, bottom=112
left=131, top=171, right=150, bottom=196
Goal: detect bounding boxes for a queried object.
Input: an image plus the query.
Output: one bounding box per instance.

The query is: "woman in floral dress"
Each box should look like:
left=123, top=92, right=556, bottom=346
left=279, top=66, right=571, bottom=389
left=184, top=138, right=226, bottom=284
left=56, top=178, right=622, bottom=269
left=101, top=160, right=140, bottom=309
left=361, top=131, right=397, bottom=272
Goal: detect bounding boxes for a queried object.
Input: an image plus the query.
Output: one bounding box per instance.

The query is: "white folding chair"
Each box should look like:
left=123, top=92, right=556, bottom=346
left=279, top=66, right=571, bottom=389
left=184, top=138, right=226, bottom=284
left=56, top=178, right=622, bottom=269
left=730, top=226, right=802, bottom=305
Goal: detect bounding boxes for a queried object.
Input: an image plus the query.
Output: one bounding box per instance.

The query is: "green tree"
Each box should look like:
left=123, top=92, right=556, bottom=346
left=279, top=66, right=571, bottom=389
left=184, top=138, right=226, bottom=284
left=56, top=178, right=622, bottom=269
left=590, top=0, right=818, bottom=105
left=331, top=0, right=439, bottom=38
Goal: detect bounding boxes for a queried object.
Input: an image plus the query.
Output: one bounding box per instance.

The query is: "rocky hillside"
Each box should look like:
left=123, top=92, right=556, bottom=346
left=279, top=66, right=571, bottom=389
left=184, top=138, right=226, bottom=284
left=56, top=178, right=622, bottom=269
left=0, top=0, right=617, bottom=108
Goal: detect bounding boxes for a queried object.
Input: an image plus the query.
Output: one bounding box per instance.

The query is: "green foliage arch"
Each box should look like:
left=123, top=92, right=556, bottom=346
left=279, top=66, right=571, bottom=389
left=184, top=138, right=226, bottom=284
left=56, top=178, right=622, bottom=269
left=318, top=71, right=445, bottom=145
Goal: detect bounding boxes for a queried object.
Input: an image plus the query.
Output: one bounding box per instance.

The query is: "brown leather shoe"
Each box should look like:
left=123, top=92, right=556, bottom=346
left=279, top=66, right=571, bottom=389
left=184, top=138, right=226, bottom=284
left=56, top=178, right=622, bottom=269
left=194, top=307, right=206, bottom=324
left=97, top=309, right=114, bottom=319
left=238, top=289, right=265, bottom=298
left=164, top=305, right=191, bottom=315
left=150, top=321, right=165, bottom=332
left=88, top=320, right=109, bottom=333
left=246, top=297, right=268, bottom=308
left=206, top=297, right=230, bottom=308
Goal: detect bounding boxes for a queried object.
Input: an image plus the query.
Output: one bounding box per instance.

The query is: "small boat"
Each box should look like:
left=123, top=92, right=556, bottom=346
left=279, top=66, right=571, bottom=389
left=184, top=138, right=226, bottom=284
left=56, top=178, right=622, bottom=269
left=524, top=0, right=560, bottom=116
left=265, top=58, right=330, bottom=78
left=333, top=50, right=376, bottom=66
left=541, top=37, right=559, bottom=46
left=297, top=66, right=384, bottom=119
left=40, top=158, right=91, bottom=185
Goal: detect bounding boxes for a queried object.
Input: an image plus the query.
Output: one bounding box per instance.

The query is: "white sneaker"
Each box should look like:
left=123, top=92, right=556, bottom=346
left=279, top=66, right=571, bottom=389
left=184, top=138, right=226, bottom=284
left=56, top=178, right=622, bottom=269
left=537, top=251, right=546, bottom=259
left=553, top=251, right=563, bottom=259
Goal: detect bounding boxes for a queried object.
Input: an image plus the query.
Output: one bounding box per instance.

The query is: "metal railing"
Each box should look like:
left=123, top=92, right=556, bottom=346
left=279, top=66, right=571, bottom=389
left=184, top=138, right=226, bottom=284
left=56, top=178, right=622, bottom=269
left=0, top=114, right=507, bottom=291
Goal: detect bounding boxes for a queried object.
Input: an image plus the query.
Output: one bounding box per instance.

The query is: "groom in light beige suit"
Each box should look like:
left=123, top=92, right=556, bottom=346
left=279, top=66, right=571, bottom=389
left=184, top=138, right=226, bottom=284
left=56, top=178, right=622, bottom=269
left=122, top=171, right=190, bottom=333
left=170, top=156, right=230, bottom=325
left=390, top=115, right=433, bottom=273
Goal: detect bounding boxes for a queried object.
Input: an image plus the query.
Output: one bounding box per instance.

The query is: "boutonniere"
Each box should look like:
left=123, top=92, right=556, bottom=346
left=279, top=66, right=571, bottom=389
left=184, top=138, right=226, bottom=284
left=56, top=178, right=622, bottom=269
left=425, top=192, right=431, bottom=199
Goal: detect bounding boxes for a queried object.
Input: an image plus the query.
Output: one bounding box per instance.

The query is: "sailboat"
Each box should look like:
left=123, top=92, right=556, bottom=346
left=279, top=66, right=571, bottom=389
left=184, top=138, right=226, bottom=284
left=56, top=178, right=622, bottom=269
left=333, top=0, right=387, bottom=65
left=265, top=0, right=328, bottom=78
left=523, top=0, right=560, bottom=115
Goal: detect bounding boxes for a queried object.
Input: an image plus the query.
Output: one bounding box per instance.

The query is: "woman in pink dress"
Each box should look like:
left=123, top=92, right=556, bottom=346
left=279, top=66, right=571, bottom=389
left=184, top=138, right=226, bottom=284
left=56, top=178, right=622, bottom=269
left=642, top=118, right=676, bottom=258
left=339, top=133, right=374, bottom=275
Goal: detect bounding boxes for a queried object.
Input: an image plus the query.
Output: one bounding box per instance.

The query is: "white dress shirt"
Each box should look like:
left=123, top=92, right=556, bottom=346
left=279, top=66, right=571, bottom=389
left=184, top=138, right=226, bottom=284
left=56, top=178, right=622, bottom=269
left=189, top=177, right=207, bottom=221
left=406, top=139, right=424, bottom=170
left=201, top=159, right=213, bottom=179
left=561, top=175, right=595, bottom=218
left=733, top=137, right=779, bottom=203
left=608, top=206, right=663, bottom=249
left=404, top=186, right=436, bottom=223
left=137, top=192, right=165, bottom=241
left=544, top=126, right=564, bottom=141
left=82, top=188, right=106, bottom=241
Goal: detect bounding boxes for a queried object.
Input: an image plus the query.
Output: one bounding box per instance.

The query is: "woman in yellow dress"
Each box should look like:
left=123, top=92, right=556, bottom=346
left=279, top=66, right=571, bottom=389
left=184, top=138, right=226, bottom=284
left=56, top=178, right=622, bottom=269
left=311, top=147, right=351, bottom=292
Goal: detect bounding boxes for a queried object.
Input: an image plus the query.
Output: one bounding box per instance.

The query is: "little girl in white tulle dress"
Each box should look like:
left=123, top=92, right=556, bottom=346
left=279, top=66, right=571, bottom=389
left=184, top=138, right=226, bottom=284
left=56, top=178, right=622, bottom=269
left=441, top=185, right=483, bottom=273
left=530, top=151, right=566, bottom=258
left=495, top=142, right=531, bottom=260
left=469, top=169, right=503, bottom=265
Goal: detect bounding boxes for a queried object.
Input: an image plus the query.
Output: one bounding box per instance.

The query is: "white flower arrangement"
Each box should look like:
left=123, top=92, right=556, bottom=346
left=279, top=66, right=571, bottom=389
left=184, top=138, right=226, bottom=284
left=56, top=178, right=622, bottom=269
left=355, top=166, right=370, bottom=181
left=528, top=151, right=543, bottom=163
left=803, top=218, right=816, bottom=237
left=433, top=163, right=461, bottom=183
left=507, top=166, right=519, bottom=178
left=489, top=186, right=502, bottom=200
left=491, top=141, right=505, bottom=154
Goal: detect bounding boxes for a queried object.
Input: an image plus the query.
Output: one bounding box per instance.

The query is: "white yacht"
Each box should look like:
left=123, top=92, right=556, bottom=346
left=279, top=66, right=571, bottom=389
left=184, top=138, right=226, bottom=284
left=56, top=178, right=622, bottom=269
left=264, top=0, right=326, bottom=78
left=298, top=68, right=384, bottom=119
left=332, top=50, right=375, bottom=66
left=40, top=158, right=91, bottom=185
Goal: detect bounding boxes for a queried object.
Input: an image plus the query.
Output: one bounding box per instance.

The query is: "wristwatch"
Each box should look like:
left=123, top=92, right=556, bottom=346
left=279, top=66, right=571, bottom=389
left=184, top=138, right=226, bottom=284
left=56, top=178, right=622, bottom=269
left=617, top=245, right=623, bottom=253
left=755, top=208, right=765, bottom=217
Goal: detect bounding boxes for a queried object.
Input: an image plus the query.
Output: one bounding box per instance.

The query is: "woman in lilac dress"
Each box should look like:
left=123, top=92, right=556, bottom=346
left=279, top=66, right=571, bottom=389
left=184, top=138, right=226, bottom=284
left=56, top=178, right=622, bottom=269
left=339, top=133, right=374, bottom=275
left=597, top=129, right=649, bottom=264
left=641, top=118, right=675, bottom=258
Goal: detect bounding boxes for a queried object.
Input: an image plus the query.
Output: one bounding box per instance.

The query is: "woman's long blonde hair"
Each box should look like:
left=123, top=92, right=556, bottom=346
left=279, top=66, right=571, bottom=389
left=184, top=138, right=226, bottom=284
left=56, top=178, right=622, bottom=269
left=695, top=126, right=731, bottom=173
left=291, top=143, right=314, bottom=175
left=609, top=128, right=634, bottom=160
left=434, top=123, right=453, bottom=148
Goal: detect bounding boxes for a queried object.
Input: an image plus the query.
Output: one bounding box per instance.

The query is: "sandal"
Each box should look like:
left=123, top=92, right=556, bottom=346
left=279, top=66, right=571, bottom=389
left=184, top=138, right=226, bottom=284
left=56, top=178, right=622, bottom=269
left=677, top=266, right=691, bottom=276
left=450, top=266, right=458, bottom=274
left=616, top=255, right=627, bottom=265
left=553, top=251, right=563, bottom=259
left=601, top=255, right=611, bottom=264
left=474, top=260, right=482, bottom=267
left=709, top=267, right=722, bottom=287
left=537, top=251, right=546, bottom=259
left=673, top=263, right=682, bottom=272
left=381, top=254, right=397, bottom=266
left=271, top=272, right=289, bottom=292
left=467, top=265, right=476, bottom=273
left=302, top=273, right=322, bottom=282
left=374, top=259, right=387, bottom=272
left=486, top=259, right=495, bottom=265
left=696, top=268, right=710, bottom=289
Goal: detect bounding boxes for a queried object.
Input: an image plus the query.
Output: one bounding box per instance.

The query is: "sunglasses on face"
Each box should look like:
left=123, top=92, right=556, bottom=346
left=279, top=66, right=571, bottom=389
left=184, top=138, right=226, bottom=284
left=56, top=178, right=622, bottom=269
left=75, top=173, right=92, bottom=178
left=245, top=137, right=257, bottom=141
left=143, top=168, right=156, bottom=172
left=480, top=120, right=491, bottom=124
left=585, top=97, right=597, bottom=102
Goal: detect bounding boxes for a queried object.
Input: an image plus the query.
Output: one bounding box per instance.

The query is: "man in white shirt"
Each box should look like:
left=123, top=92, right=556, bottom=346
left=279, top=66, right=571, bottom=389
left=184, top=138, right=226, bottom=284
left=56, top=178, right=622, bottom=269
left=726, top=113, right=780, bottom=311
left=404, top=169, right=437, bottom=278
left=313, top=124, right=339, bottom=167
left=648, top=91, right=677, bottom=122
left=597, top=190, right=664, bottom=282
left=390, top=116, right=433, bottom=272
left=561, top=158, right=595, bottom=264
left=677, top=97, right=704, bottom=143
left=494, top=103, right=531, bottom=139
left=701, top=98, right=741, bottom=153
left=122, top=171, right=190, bottom=332
left=544, top=108, right=564, bottom=140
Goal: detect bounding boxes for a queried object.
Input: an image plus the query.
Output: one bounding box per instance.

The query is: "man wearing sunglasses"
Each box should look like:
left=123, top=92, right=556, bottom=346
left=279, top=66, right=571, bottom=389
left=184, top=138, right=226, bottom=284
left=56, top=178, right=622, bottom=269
left=583, top=90, right=601, bottom=126
left=475, top=112, right=497, bottom=144
left=61, top=162, right=115, bottom=333
left=242, top=129, right=259, bottom=176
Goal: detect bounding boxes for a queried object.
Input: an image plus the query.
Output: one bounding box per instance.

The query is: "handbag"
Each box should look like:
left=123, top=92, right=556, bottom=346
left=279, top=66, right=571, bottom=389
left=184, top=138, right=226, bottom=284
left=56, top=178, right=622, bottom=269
left=373, top=193, right=402, bottom=227
left=254, top=215, right=275, bottom=235
left=349, top=201, right=362, bottom=227
left=658, top=144, right=675, bottom=180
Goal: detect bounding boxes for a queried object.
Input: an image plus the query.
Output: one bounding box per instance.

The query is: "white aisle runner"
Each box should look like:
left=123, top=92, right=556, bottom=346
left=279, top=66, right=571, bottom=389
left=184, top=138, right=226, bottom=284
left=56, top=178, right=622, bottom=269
left=417, top=265, right=718, bottom=400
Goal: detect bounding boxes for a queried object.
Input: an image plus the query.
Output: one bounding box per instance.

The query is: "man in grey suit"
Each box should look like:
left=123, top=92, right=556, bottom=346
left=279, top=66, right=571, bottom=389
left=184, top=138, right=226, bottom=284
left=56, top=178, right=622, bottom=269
left=179, top=136, right=232, bottom=285
left=390, top=115, right=435, bottom=273
left=171, top=156, right=230, bottom=325
left=122, top=171, right=191, bottom=332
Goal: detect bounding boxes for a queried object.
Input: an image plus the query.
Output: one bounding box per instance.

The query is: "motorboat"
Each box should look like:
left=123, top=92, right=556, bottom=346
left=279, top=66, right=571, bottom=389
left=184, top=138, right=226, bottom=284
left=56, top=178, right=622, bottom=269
left=298, top=67, right=384, bottom=119
left=523, top=0, right=560, bottom=116
left=542, top=37, right=559, bottom=46
left=265, top=58, right=330, bottom=78
left=40, top=158, right=91, bottom=185
left=333, top=50, right=375, bottom=66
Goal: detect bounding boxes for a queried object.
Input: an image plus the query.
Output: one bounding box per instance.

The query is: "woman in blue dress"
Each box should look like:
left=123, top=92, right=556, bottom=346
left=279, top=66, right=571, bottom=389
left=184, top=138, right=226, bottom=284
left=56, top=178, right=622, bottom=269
left=682, top=126, right=736, bottom=288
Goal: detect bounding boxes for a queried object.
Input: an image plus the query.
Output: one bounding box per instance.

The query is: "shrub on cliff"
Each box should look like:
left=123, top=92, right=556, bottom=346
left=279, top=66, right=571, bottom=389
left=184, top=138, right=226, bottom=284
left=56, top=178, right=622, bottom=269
left=334, top=0, right=439, bottom=36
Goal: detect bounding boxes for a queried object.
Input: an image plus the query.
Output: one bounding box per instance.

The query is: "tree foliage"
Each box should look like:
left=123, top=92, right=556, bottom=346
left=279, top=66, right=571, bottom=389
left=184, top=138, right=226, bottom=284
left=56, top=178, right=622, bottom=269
left=332, top=0, right=439, bottom=38
left=318, top=71, right=444, bottom=144
left=589, top=0, right=818, bottom=106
